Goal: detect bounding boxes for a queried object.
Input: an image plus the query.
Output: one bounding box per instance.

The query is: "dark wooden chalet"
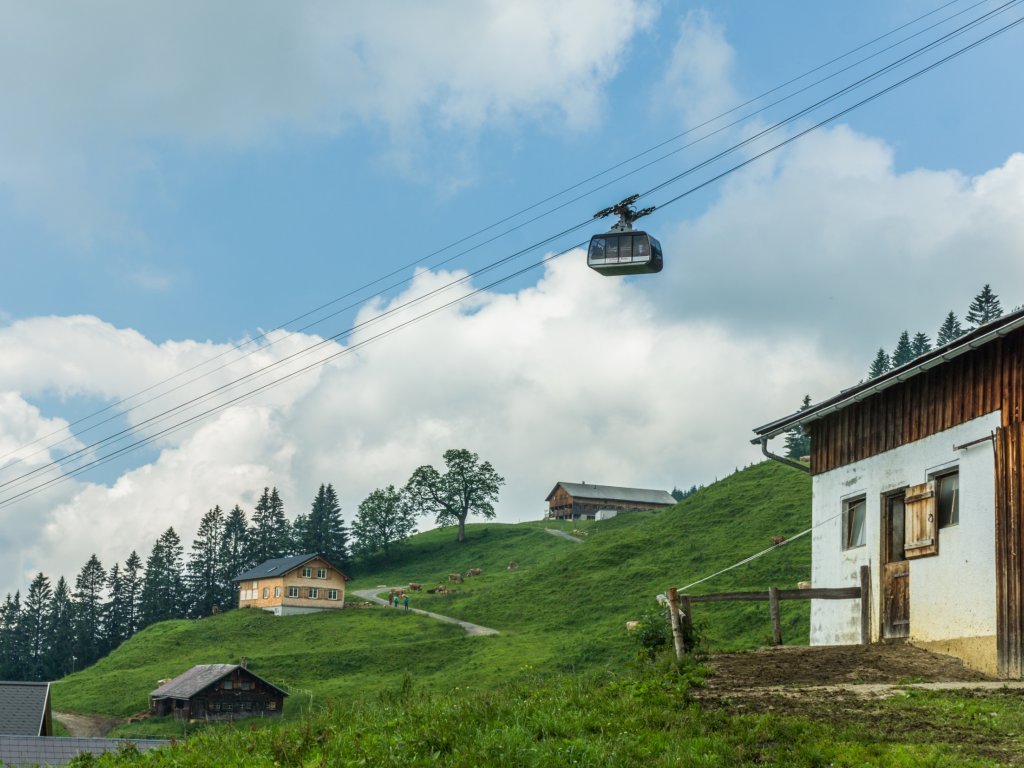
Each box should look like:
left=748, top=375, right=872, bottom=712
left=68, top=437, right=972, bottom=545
left=149, top=664, right=287, bottom=720
left=753, top=307, right=1024, bottom=678
left=545, top=482, right=676, bottom=520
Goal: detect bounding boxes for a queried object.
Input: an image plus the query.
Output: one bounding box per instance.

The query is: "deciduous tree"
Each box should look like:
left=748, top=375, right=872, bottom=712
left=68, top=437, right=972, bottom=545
left=352, top=485, right=417, bottom=559
left=405, top=449, right=505, bottom=543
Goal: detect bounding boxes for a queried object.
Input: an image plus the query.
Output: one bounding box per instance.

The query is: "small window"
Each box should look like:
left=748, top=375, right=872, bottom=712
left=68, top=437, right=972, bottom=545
left=287, top=586, right=299, bottom=598
left=268, top=700, right=277, bottom=710
left=274, top=586, right=281, bottom=598
left=221, top=680, right=233, bottom=690
left=240, top=680, right=251, bottom=691
left=842, top=497, right=866, bottom=550
left=328, top=589, right=339, bottom=600
left=936, top=471, right=959, bottom=528
left=317, top=568, right=327, bottom=579
left=251, top=581, right=258, bottom=589
left=262, top=587, right=269, bottom=599
left=309, top=587, right=319, bottom=599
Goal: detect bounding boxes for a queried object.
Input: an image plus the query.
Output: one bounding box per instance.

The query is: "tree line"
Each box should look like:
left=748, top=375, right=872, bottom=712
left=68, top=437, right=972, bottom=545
left=867, top=284, right=1007, bottom=378
left=0, top=448, right=504, bottom=682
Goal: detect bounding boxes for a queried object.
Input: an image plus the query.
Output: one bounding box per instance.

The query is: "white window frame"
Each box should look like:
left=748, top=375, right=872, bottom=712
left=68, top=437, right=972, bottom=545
left=317, top=567, right=327, bottom=579
left=328, top=589, right=339, bottom=601
left=287, top=586, right=299, bottom=598
left=842, top=496, right=867, bottom=550
left=302, top=567, right=312, bottom=578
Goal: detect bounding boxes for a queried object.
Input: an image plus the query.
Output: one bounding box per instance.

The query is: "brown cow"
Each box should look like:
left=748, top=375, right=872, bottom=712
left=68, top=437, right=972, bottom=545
left=771, top=535, right=787, bottom=546
left=507, top=561, right=519, bottom=570
left=466, top=568, right=482, bottom=578
left=448, top=573, right=463, bottom=583
left=409, top=583, right=422, bottom=591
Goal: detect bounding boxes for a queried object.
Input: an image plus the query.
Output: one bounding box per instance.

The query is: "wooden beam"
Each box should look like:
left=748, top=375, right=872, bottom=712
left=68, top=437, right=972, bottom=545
left=860, top=564, right=871, bottom=645
left=667, top=587, right=686, bottom=660
left=684, top=587, right=860, bottom=603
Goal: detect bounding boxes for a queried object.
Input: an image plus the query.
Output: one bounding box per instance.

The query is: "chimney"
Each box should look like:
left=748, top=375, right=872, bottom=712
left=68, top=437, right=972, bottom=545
left=240, top=656, right=249, bottom=670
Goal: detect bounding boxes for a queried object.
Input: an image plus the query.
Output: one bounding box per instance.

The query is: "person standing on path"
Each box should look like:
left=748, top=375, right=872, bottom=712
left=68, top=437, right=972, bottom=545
left=403, top=594, right=410, bottom=611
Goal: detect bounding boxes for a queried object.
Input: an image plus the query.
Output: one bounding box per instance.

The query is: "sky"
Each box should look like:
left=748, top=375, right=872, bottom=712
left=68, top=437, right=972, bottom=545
left=1, top=0, right=1023, bottom=596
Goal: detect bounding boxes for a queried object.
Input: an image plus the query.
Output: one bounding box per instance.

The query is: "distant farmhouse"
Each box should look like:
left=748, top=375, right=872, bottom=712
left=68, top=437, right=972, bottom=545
left=545, top=482, right=676, bottom=521
left=233, top=553, right=348, bottom=615
left=150, top=664, right=287, bottom=720
left=753, top=307, right=1024, bottom=678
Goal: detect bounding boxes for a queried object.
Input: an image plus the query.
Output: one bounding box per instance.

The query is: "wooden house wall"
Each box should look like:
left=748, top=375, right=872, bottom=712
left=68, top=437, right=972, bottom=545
left=809, top=333, right=1024, bottom=475
left=237, top=557, right=346, bottom=610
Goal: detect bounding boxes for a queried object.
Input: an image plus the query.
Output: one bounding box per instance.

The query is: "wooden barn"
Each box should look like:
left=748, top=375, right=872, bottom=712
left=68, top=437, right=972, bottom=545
left=149, top=664, right=287, bottom=720
left=233, top=553, right=348, bottom=616
left=753, top=307, right=1024, bottom=677
left=545, top=482, right=676, bottom=521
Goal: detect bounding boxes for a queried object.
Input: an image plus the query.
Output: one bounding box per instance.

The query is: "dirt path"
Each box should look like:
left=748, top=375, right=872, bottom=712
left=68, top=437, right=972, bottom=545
left=351, top=588, right=499, bottom=636
left=53, top=711, right=122, bottom=737
left=544, top=528, right=584, bottom=544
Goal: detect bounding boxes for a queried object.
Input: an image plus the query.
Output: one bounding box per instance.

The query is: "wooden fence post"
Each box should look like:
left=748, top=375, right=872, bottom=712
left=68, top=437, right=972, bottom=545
left=667, top=587, right=687, bottom=659
left=859, top=564, right=871, bottom=645
left=768, top=586, right=782, bottom=646
left=680, top=595, right=693, bottom=651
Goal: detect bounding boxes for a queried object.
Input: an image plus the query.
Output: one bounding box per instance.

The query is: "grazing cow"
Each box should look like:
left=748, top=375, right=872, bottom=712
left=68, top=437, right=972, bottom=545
left=507, top=561, right=519, bottom=570
left=409, top=583, right=422, bottom=591
left=466, top=568, right=482, bottom=577
left=448, top=573, right=463, bottom=583
left=771, top=535, right=787, bottom=546
left=797, top=580, right=811, bottom=590
left=625, top=621, right=641, bottom=632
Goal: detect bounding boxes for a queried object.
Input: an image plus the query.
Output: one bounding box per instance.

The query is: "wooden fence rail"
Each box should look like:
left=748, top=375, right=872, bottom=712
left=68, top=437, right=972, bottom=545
left=667, top=565, right=871, bottom=658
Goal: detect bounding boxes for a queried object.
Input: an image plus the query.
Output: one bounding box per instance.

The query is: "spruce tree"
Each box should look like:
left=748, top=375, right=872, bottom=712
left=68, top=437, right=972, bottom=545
left=302, top=484, right=349, bottom=567
left=911, top=332, right=932, bottom=358
left=965, top=284, right=1003, bottom=328
left=72, top=555, right=107, bottom=668
left=868, top=348, right=891, bottom=379
left=186, top=506, right=226, bottom=617
left=220, top=505, right=250, bottom=605
left=104, top=563, right=129, bottom=653
left=122, top=551, right=143, bottom=635
left=249, top=487, right=291, bottom=563
left=783, top=395, right=812, bottom=459
left=936, top=311, right=965, bottom=345
left=891, top=331, right=914, bottom=367
left=0, top=592, right=24, bottom=679
left=47, top=577, right=75, bottom=678
left=140, top=528, right=185, bottom=626
left=22, top=573, right=52, bottom=681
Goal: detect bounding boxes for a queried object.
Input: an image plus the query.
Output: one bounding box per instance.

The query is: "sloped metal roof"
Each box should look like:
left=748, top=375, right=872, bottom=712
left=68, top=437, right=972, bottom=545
left=0, top=735, right=169, bottom=767
left=233, top=553, right=330, bottom=582
left=546, top=482, right=675, bottom=506
left=0, top=682, right=50, bottom=736
left=751, top=307, right=1024, bottom=443
left=149, top=664, right=288, bottom=700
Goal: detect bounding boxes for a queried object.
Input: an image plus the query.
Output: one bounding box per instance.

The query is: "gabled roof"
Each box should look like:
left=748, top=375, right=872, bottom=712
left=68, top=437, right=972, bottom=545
left=149, top=664, right=288, bottom=700
left=0, top=682, right=50, bottom=736
left=752, top=307, right=1024, bottom=443
left=233, top=553, right=346, bottom=582
left=0, top=735, right=169, bottom=767
left=546, top=482, right=675, bottom=506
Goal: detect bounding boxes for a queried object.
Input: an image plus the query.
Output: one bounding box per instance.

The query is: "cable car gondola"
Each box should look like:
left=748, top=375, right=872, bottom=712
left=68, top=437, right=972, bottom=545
left=587, top=195, right=663, bottom=277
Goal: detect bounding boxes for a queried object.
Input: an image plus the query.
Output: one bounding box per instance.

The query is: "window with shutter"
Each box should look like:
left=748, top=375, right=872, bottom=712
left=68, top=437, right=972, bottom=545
left=904, top=481, right=938, bottom=558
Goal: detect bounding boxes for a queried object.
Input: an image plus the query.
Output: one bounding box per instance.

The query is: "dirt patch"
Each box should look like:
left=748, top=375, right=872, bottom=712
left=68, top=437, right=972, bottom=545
left=53, top=711, right=122, bottom=737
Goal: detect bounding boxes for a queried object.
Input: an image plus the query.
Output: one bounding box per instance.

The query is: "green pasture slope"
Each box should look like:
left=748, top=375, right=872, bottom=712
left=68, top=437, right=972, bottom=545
left=54, top=461, right=812, bottom=733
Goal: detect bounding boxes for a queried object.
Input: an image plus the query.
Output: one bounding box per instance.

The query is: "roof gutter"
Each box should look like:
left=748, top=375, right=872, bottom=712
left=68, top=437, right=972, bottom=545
left=758, top=436, right=811, bottom=474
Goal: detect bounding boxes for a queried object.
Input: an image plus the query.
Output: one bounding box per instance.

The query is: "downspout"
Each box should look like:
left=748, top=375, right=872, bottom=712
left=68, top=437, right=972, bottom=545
left=759, top=436, right=811, bottom=474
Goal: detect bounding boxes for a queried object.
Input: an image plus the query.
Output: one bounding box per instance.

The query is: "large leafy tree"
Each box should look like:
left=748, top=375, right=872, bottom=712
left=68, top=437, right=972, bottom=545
left=868, top=348, right=891, bottom=379
left=352, top=485, right=418, bottom=559
left=298, top=484, right=349, bottom=567
left=249, top=487, right=292, bottom=563
left=405, top=449, right=505, bottom=543
left=965, top=284, right=1003, bottom=328
left=73, top=554, right=107, bottom=667
left=186, top=505, right=226, bottom=617
left=936, top=311, right=965, bottom=346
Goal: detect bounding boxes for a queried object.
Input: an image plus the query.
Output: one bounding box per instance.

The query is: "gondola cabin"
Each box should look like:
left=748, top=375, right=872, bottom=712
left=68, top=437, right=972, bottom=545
left=587, top=230, right=663, bottom=276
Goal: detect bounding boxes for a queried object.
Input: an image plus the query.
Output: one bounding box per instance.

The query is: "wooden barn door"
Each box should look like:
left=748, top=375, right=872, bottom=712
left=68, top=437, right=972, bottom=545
left=882, top=490, right=910, bottom=639
left=996, top=424, right=1024, bottom=679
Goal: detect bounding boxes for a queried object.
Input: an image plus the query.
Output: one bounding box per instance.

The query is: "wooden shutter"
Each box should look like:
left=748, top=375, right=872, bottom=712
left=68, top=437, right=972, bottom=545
left=904, top=481, right=938, bottom=558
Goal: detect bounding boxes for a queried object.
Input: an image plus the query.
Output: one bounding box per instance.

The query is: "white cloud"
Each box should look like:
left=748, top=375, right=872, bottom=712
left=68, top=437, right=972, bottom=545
left=0, top=0, right=657, bottom=239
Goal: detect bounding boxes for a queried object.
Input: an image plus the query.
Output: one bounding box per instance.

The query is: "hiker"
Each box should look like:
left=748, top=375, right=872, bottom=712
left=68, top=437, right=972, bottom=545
left=403, top=594, right=410, bottom=611
left=394, top=593, right=400, bottom=608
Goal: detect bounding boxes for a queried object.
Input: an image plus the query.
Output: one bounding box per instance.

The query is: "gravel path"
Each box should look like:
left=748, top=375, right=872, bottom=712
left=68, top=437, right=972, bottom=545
left=351, top=588, right=499, bottom=636
left=544, top=528, right=584, bottom=543
left=53, top=711, right=121, bottom=737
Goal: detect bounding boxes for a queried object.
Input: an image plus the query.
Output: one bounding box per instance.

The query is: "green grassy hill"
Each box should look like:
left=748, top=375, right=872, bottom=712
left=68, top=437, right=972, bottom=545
left=53, top=460, right=811, bottom=733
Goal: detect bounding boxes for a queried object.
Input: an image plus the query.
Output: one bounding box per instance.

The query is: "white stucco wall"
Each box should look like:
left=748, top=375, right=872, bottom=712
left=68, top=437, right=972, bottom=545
left=810, top=411, right=999, bottom=648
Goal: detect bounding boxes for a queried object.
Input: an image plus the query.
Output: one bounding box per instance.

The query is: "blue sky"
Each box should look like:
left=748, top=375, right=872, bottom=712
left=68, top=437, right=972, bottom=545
left=1, top=0, right=1022, bottom=593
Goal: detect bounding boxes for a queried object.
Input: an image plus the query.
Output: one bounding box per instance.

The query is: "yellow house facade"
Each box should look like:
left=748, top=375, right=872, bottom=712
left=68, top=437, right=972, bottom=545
left=233, top=554, right=348, bottom=616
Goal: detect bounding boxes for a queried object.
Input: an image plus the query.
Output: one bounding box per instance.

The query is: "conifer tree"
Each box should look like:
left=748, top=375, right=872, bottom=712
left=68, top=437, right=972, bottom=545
left=104, top=563, right=129, bottom=652
left=47, top=576, right=75, bottom=678
left=220, top=505, right=250, bottom=604
left=22, top=573, right=52, bottom=681
left=186, top=506, right=226, bottom=617
left=140, top=528, right=185, bottom=626
left=249, top=487, right=291, bottom=563
left=965, top=284, right=1003, bottom=328
left=911, top=332, right=932, bottom=358
left=891, top=331, right=914, bottom=367
left=868, top=348, right=891, bottom=379
left=301, top=484, right=349, bottom=567
left=0, top=592, right=23, bottom=679
left=783, top=395, right=812, bottom=459
left=936, top=311, right=965, bottom=345
left=72, top=555, right=107, bottom=668
left=122, top=551, right=143, bottom=636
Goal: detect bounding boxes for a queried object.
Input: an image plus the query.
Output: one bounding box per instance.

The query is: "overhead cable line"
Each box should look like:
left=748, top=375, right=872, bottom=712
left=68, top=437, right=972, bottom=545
left=4, top=10, right=1023, bottom=511
left=0, top=0, right=988, bottom=473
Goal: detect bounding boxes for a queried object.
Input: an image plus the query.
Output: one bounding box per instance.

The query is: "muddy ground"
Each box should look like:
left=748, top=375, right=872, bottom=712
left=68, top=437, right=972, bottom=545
left=695, top=644, right=1024, bottom=764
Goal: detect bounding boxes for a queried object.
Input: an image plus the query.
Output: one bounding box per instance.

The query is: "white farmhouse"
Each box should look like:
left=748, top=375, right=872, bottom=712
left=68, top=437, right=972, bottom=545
left=753, top=308, right=1024, bottom=677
